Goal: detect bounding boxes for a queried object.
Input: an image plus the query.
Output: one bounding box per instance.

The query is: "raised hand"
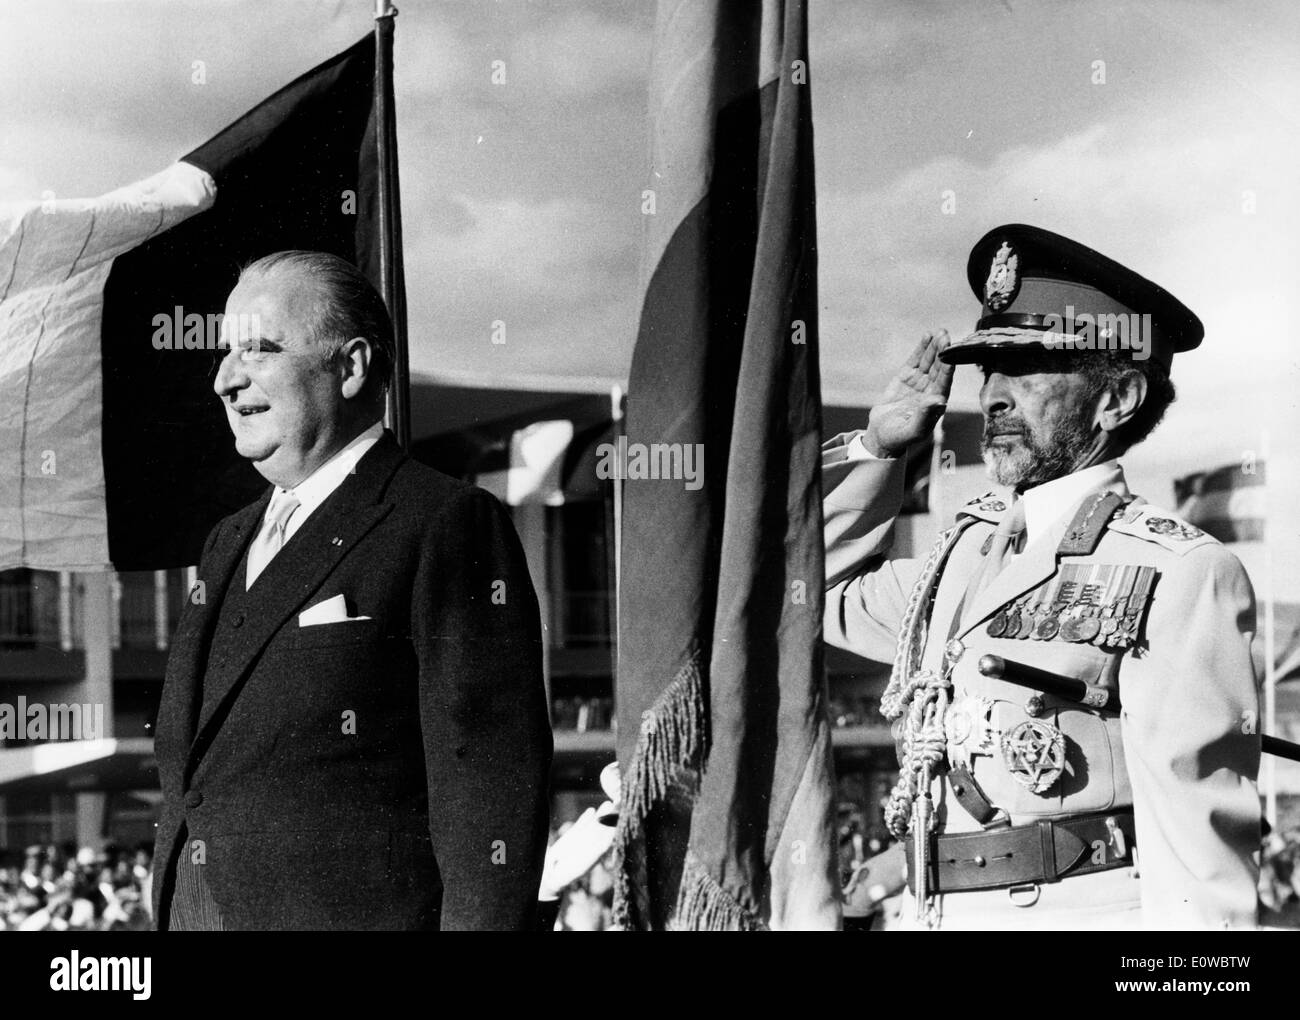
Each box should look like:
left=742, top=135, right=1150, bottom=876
left=863, top=330, right=954, bottom=458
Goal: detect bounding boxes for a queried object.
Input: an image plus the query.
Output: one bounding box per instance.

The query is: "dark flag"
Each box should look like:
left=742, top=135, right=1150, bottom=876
left=1, top=36, right=398, bottom=570
left=613, top=0, right=840, bottom=930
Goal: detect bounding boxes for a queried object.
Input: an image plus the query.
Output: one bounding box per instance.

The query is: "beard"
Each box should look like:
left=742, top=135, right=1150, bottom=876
left=980, top=406, right=1096, bottom=491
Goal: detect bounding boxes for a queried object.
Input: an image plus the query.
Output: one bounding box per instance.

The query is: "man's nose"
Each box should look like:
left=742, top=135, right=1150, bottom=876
left=980, top=372, right=1014, bottom=419
left=212, top=349, right=248, bottom=398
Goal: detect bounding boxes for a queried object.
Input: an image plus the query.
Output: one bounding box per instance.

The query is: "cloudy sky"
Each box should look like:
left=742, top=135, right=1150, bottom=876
left=3, top=0, right=1299, bottom=500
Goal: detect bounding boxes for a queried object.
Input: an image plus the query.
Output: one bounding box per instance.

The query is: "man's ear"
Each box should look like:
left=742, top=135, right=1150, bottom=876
left=337, top=337, right=372, bottom=400
left=1095, top=368, right=1147, bottom=435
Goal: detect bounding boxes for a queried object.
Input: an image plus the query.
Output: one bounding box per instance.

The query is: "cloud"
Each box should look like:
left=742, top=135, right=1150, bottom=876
left=404, top=192, right=637, bottom=381
left=505, top=9, right=648, bottom=99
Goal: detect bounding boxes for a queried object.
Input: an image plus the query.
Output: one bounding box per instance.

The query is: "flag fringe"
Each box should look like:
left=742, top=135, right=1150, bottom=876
left=668, top=853, right=761, bottom=931
left=620, top=646, right=706, bottom=826
left=612, top=647, right=707, bottom=928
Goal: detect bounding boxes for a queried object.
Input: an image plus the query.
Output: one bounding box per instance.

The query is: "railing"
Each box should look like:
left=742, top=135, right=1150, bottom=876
left=0, top=569, right=181, bottom=652
left=2, top=571, right=617, bottom=654
left=0, top=573, right=62, bottom=647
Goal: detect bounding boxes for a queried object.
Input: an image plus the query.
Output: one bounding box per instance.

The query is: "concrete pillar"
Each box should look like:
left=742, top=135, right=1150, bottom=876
left=75, top=571, right=114, bottom=850
left=80, top=572, right=114, bottom=739
left=74, top=794, right=107, bottom=852
left=154, top=569, right=169, bottom=651
left=58, top=571, right=73, bottom=652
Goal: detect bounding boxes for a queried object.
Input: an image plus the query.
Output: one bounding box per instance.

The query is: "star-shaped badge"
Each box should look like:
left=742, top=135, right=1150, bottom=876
left=1000, top=719, right=1066, bottom=794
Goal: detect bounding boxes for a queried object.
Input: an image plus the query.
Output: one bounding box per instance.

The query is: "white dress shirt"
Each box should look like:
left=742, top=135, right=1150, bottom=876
left=260, top=419, right=385, bottom=545
left=1017, top=460, right=1126, bottom=550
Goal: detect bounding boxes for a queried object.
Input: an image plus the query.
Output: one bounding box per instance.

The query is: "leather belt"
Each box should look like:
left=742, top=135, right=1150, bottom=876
left=905, top=810, right=1136, bottom=895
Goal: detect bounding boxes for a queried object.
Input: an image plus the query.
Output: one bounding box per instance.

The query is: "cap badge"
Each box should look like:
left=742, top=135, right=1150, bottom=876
left=984, top=241, right=1020, bottom=311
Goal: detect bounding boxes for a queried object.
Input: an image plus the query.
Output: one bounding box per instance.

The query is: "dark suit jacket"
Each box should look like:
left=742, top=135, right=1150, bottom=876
left=151, top=431, right=553, bottom=930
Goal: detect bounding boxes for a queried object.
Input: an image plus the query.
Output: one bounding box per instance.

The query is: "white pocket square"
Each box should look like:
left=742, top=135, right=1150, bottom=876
left=298, top=594, right=372, bottom=627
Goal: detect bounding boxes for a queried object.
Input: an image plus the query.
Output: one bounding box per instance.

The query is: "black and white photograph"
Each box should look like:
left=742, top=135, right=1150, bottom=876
left=0, top=0, right=1296, bottom=990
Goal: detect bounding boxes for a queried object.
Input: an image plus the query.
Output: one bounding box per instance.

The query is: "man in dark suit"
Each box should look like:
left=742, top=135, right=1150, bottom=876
left=151, top=250, right=552, bottom=930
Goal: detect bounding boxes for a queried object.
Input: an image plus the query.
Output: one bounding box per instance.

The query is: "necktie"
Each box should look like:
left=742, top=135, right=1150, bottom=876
left=246, top=489, right=301, bottom=589
left=967, top=498, right=1025, bottom=600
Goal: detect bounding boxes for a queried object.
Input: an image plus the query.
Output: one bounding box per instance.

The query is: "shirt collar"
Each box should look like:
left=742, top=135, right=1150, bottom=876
left=1019, top=459, right=1127, bottom=548
left=271, top=419, right=386, bottom=528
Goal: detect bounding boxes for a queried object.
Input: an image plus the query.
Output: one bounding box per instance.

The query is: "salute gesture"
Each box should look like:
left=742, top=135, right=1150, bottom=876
left=862, top=330, right=954, bottom=458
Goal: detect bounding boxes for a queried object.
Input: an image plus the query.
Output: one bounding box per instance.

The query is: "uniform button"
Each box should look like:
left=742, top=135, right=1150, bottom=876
left=232, top=614, right=245, bottom=628
left=184, top=790, right=203, bottom=809
left=973, top=855, right=987, bottom=868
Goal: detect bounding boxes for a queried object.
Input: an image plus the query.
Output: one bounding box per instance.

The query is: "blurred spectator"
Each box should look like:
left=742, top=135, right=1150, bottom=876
left=541, top=761, right=620, bottom=931
left=0, top=843, right=152, bottom=931
left=1260, top=826, right=1300, bottom=928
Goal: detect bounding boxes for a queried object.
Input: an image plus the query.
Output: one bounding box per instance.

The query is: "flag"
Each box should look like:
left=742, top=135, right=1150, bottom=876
left=2, top=36, right=392, bottom=571
left=1174, top=462, right=1266, bottom=543
left=613, top=0, right=839, bottom=930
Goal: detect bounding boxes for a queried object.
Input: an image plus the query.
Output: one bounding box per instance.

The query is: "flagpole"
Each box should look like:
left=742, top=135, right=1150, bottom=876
left=1262, top=430, right=1277, bottom=827
left=374, top=0, right=411, bottom=450
left=610, top=384, right=625, bottom=687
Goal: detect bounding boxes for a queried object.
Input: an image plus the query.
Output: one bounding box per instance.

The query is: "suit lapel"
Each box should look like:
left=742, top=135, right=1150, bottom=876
left=955, top=522, right=1064, bottom=639
left=190, top=433, right=406, bottom=754
left=954, top=474, right=1131, bottom=638
left=162, top=494, right=269, bottom=764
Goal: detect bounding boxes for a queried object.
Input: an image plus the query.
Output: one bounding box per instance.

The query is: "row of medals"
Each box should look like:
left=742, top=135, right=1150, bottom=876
left=985, top=563, right=1157, bottom=648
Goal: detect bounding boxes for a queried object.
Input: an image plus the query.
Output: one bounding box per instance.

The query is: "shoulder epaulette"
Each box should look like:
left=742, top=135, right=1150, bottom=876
left=956, top=491, right=1010, bottom=524
left=1107, top=501, right=1220, bottom=555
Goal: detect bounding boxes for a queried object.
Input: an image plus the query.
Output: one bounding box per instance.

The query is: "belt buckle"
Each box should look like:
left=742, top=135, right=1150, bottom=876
left=1007, top=882, right=1040, bottom=908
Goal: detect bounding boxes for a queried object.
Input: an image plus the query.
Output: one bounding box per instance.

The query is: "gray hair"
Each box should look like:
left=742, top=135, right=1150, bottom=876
left=239, top=250, right=395, bottom=400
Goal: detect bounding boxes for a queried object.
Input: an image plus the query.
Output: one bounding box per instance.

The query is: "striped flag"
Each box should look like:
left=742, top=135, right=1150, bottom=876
left=2, top=37, right=387, bottom=571
left=613, top=0, right=839, bottom=930
left=1174, top=462, right=1266, bottom=543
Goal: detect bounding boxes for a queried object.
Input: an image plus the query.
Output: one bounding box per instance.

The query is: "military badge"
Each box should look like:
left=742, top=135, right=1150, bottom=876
left=1033, top=616, right=1060, bottom=641
left=1076, top=616, right=1101, bottom=642
left=965, top=492, right=1009, bottom=515
left=945, top=694, right=995, bottom=768
left=984, top=241, right=1020, bottom=311
left=1144, top=517, right=1203, bottom=540
left=1001, top=719, right=1066, bottom=794
left=1005, top=564, right=1159, bottom=650
left=1058, top=615, right=1083, bottom=643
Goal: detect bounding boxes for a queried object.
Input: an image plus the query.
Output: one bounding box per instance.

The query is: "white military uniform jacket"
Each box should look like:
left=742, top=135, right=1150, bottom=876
left=823, top=433, right=1261, bottom=929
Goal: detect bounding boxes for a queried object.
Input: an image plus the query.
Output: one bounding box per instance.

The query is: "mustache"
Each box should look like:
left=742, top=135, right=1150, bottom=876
left=982, top=416, right=1030, bottom=442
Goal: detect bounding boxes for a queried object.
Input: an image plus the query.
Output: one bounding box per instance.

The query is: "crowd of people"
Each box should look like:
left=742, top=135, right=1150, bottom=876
left=0, top=819, right=1292, bottom=931
left=0, top=843, right=152, bottom=931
